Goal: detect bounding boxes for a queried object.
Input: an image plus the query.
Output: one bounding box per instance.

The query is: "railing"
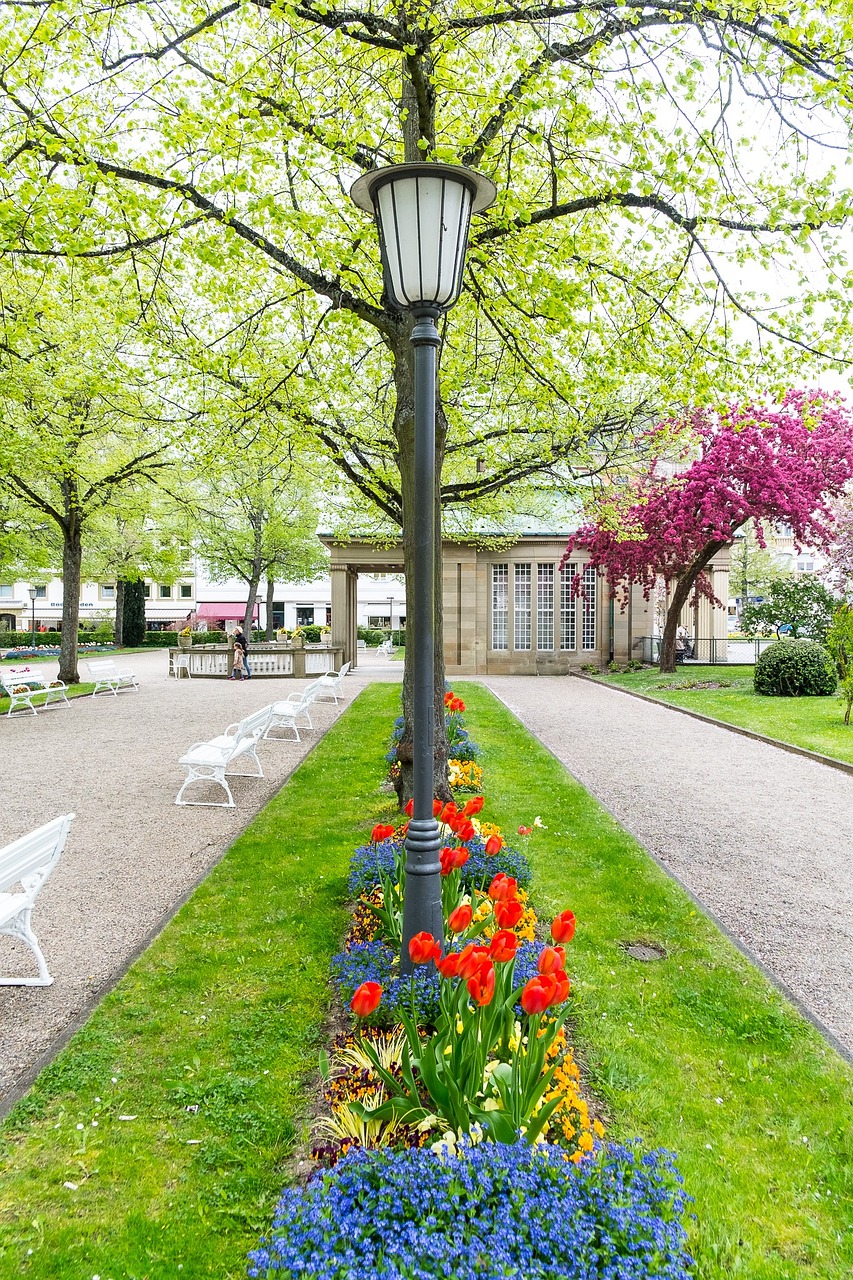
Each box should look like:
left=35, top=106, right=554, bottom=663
left=169, top=643, right=344, bottom=678
left=637, top=636, right=777, bottom=665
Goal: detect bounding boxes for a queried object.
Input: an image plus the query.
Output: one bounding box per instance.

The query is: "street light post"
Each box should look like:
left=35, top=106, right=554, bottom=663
left=388, top=594, right=394, bottom=640
left=27, top=586, right=37, bottom=647
left=351, top=163, right=496, bottom=971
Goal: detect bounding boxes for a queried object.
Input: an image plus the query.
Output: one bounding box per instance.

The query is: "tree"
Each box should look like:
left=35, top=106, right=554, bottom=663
left=729, top=529, right=788, bottom=627
left=741, top=577, right=837, bottom=644
left=563, top=392, right=853, bottom=672
left=121, top=579, right=147, bottom=647
left=0, top=264, right=191, bottom=682
left=822, top=495, right=853, bottom=599
left=827, top=604, right=853, bottom=725
left=4, top=1, right=853, bottom=787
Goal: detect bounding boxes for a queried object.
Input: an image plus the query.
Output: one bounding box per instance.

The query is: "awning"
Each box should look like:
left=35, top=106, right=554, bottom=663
left=196, top=602, right=259, bottom=620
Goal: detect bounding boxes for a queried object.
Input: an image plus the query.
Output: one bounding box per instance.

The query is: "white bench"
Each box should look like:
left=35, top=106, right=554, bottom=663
left=0, top=813, right=74, bottom=986
left=314, top=662, right=351, bottom=704
left=85, top=658, right=140, bottom=697
left=263, top=678, right=325, bottom=742
left=175, top=704, right=274, bottom=808
left=0, top=668, right=70, bottom=717
left=377, top=638, right=395, bottom=656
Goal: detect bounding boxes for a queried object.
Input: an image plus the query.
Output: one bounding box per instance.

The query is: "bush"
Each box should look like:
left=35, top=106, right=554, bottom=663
left=248, top=1140, right=692, bottom=1280
left=753, top=638, right=837, bottom=697
left=358, top=627, right=387, bottom=647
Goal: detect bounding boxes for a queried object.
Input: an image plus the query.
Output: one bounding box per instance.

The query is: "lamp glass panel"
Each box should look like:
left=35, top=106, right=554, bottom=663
left=375, top=174, right=473, bottom=308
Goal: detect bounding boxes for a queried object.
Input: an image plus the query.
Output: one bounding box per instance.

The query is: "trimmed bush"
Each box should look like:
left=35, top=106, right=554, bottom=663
left=753, top=638, right=837, bottom=697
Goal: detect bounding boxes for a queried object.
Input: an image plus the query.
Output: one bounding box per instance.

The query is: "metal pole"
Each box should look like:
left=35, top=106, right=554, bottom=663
left=30, top=597, right=35, bottom=646
left=400, top=307, right=444, bottom=973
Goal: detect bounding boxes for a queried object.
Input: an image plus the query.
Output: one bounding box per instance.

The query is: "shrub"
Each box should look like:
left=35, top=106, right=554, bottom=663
left=753, top=638, right=837, bottom=697
left=248, top=1141, right=692, bottom=1280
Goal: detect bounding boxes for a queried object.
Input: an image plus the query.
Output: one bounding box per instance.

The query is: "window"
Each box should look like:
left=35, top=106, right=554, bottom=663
left=581, top=565, right=597, bottom=650
left=514, top=564, right=531, bottom=650
left=537, top=564, right=554, bottom=651
left=34, top=585, right=46, bottom=598
left=797, top=558, right=815, bottom=573
left=143, top=583, right=151, bottom=598
left=100, top=584, right=116, bottom=600
left=0, top=585, right=12, bottom=598
left=491, top=564, right=508, bottom=650
left=296, top=606, right=315, bottom=627
left=179, top=584, right=192, bottom=599
left=159, top=584, right=172, bottom=598
left=560, top=564, right=577, bottom=650
left=272, top=602, right=285, bottom=629
left=368, top=615, right=390, bottom=629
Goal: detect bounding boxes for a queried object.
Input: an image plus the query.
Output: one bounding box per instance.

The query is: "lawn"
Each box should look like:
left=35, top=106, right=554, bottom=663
left=601, top=664, right=853, bottom=767
left=1, top=682, right=851, bottom=1279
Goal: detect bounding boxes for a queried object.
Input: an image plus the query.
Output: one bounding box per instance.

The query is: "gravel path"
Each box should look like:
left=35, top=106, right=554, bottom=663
left=483, top=675, right=853, bottom=1059
left=0, top=650, right=400, bottom=1109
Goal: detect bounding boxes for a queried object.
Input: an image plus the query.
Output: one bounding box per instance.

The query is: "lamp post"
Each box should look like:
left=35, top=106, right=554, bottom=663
left=351, top=163, right=496, bottom=970
left=388, top=594, right=394, bottom=641
left=27, top=586, right=37, bottom=647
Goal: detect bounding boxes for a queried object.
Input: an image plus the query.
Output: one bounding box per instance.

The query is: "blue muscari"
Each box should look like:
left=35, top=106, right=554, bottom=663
left=247, top=1140, right=693, bottom=1279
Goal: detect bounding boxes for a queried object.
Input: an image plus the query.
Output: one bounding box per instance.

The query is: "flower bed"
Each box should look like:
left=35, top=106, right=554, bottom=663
left=248, top=691, right=692, bottom=1278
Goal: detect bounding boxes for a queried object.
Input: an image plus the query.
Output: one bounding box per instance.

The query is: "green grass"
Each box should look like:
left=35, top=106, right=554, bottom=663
left=2, top=682, right=851, bottom=1279
left=600, top=664, right=853, bottom=766
left=0, top=684, right=97, bottom=716
left=456, top=680, right=853, bottom=1280
left=0, top=687, right=393, bottom=1278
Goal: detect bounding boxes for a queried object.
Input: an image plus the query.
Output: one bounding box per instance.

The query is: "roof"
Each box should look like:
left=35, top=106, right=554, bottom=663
left=195, top=602, right=259, bottom=620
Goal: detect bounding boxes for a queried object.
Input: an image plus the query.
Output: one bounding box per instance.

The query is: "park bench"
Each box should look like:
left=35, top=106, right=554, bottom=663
left=314, top=662, right=351, bottom=704
left=377, top=638, right=396, bottom=656
left=175, top=704, right=274, bottom=808
left=263, top=678, right=325, bottom=741
left=0, top=667, right=70, bottom=717
left=0, top=812, right=74, bottom=986
left=85, top=658, right=140, bottom=697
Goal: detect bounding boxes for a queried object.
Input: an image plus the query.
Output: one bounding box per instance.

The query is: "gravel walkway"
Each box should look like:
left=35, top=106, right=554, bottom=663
left=483, top=675, right=853, bottom=1059
left=0, top=650, right=400, bottom=1109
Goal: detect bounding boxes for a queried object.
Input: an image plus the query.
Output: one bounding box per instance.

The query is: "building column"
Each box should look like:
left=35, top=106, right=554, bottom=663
left=347, top=569, right=359, bottom=669
left=330, top=565, right=350, bottom=665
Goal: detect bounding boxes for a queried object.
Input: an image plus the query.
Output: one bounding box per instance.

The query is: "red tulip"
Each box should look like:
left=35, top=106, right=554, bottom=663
left=489, top=929, right=518, bottom=962
left=350, top=981, right=382, bottom=1017
left=371, top=823, right=394, bottom=843
left=467, top=962, right=495, bottom=1007
left=437, top=952, right=461, bottom=979
left=444, top=691, right=455, bottom=706
left=520, top=975, right=556, bottom=1016
left=404, top=798, right=415, bottom=818
left=552, top=968, right=571, bottom=1004
left=537, top=945, right=566, bottom=976
left=455, top=820, right=476, bottom=842
left=456, top=943, right=491, bottom=981
left=517, top=825, right=533, bottom=837
left=440, top=845, right=470, bottom=875
left=433, top=798, right=443, bottom=817
left=409, top=931, right=441, bottom=965
left=484, top=835, right=503, bottom=856
left=551, top=910, right=577, bottom=944
left=448, top=903, right=473, bottom=933
left=440, top=801, right=459, bottom=825
left=488, top=873, right=518, bottom=903
left=462, top=796, right=485, bottom=817
left=494, top=899, right=524, bottom=929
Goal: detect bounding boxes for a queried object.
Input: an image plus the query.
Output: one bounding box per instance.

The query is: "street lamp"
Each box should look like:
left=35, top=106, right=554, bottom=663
left=27, top=586, right=37, bottom=646
left=351, top=163, right=496, bottom=969
left=388, top=595, right=394, bottom=641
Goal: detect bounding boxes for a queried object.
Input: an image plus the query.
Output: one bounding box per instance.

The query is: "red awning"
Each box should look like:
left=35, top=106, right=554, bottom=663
left=195, top=602, right=259, bottom=620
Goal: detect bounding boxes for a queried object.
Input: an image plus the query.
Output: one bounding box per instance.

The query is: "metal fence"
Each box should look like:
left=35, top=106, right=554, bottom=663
left=637, top=636, right=778, bottom=665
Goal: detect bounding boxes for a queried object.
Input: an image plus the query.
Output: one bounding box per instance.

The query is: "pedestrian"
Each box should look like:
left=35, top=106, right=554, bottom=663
left=229, top=643, right=245, bottom=680
left=233, top=624, right=251, bottom=679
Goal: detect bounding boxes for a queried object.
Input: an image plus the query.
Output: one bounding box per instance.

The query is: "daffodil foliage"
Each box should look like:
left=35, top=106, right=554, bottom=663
left=2, top=0, right=853, bottom=775
left=564, top=391, right=853, bottom=672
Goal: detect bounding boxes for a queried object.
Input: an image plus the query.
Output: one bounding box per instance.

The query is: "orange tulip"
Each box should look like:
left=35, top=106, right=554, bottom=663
left=371, top=823, right=395, bottom=843
left=520, top=975, right=556, bottom=1016
left=467, top=962, right=495, bottom=1007
left=437, top=952, right=461, bottom=979
left=350, top=981, right=382, bottom=1017
left=551, top=910, right=577, bottom=944
left=484, top=835, right=502, bottom=856
left=494, top=899, right=524, bottom=929
left=537, top=945, right=566, bottom=976
left=456, top=943, right=491, bottom=981
left=448, top=903, right=473, bottom=933
left=488, top=873, right=518, bottom=903
left=489, top=929, right=518, bottom=962
left=408, top=931, right=441, bottom=965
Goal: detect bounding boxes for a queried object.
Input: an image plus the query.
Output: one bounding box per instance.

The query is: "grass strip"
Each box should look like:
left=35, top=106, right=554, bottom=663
left=455, top=681, right=853, bottom=1280
left=601, top=665, right=853, bottom=767
left=0, top=684, right=97, bottom=716
left=0, top=686, right=395, bottom=1279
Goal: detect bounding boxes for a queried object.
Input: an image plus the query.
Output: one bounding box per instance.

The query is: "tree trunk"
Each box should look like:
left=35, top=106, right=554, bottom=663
left=659, top=540, right=727, bottom=673
left=59, top=516, right=83, bottom=684
left=389, top=324, right=452, bottom=809
left=265, top=577, right=275, bottom=640
left=122, top=579, right=147, bottom=646
left=114, top=578, right=125, bottom=647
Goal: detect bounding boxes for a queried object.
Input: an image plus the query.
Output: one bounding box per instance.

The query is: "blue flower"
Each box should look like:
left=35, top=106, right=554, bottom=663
left=247, top=1140, right=693, bottom=1279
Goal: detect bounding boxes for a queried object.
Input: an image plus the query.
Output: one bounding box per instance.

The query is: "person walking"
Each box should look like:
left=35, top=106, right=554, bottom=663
left=233, top=624, right=251, bottom=679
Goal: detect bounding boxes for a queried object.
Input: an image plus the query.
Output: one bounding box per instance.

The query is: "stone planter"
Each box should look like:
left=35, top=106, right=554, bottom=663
left=178, top=636, right=192, bottom=651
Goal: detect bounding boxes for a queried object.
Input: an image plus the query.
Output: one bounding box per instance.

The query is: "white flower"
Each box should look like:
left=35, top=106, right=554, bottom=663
left=533, top=815, right=547, bottom=828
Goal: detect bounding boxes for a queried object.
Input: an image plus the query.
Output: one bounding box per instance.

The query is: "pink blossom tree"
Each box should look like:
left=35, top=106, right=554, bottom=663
left=563, top=392, right=853, bottom=673
left=823, top=495, right=853, bottom=597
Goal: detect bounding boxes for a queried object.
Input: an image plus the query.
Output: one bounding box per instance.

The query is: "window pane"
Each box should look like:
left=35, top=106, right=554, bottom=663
left=159, top=584, right=172, bottom=598
left=296, top=607, right=315, bottom=627
left=537, top=564, right=554, bottom=651
left=514, top=564, right=531, bottom=650
left=582, top=565, right=597, bottom=650
left=179, top=584, right=192, bottom=598
left=101, top=584, right=115, bottom=599
left=0, top=585, right=12, bottom=598
left=560, top=564, right=577, bottom=650
left=35, top=585, right=47, bottom=598
left=143, top=584, right=151, bottom=598
left=491, top=564, right=508, bottom=650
